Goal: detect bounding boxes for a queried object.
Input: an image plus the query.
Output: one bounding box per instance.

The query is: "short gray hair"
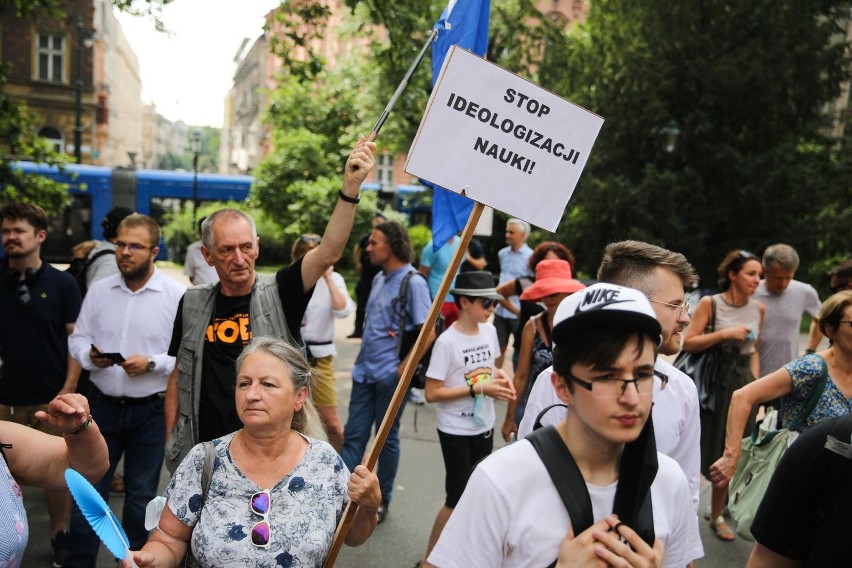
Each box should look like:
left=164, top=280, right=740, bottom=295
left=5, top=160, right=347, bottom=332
left=202, top=209, right=258, bottom=249
left=235, top=337, right=327, bottom=441
left=507, top=218, right=530, bottom=236
left=762, top=243, right=799, bottom=271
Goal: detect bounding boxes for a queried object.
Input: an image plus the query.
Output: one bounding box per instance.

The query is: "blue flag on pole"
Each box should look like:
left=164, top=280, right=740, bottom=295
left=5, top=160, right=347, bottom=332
left=425, top=0, right=491, bottom=250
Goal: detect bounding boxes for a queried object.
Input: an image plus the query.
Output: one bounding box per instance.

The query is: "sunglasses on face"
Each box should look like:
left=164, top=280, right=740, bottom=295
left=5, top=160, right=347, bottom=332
left=466, top=297, right=496, bottom=309
left=250, top=490, right=271, bottom=548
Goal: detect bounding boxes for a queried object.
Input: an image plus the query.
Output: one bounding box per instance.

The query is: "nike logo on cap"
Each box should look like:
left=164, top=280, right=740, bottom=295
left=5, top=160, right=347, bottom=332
left=574, top=288, right=633, bottom=313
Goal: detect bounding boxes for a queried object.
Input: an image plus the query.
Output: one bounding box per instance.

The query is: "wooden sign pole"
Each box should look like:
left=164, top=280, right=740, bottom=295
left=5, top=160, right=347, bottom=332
left=323, top=200, right=484, bottom=567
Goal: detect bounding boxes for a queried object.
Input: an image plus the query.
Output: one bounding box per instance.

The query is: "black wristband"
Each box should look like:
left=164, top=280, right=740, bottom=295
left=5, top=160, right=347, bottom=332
left=469, top=384, right=476, bottom=398
left=338, top=190, right=360, bottom=204
left=805, top=348, right=816, bottom=354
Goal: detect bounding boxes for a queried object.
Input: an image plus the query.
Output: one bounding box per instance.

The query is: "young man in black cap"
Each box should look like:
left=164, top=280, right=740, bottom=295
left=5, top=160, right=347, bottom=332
left=418, top=271, right=516, bottom=567
left=428, top=283, right=701, bottom=568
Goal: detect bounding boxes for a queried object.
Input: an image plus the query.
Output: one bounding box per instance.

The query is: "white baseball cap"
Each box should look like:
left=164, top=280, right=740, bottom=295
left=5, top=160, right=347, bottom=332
left=552, top=283, right=661, bottom=345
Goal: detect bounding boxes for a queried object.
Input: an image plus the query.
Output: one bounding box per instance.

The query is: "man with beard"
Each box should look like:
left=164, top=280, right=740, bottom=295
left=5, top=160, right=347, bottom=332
left=0, top=202, right=82, bottom=566
left=518, top=240, right=703, bottom=515
left=65, top=214, right=185, bottom=566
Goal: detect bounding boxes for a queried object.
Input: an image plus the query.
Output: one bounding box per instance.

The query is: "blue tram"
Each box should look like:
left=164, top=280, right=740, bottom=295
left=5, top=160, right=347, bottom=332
left=8, top=162, right=253, bottom=262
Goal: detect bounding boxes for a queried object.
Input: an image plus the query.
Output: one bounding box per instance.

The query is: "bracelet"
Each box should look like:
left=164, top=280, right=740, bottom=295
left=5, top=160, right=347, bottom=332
left=805, top=348, right=816, bottom=354
left=469, top=384, right=476, bottom=398
left=70, top=415, right=93, bottom=435
left=338, top=190, right=361, bottom=204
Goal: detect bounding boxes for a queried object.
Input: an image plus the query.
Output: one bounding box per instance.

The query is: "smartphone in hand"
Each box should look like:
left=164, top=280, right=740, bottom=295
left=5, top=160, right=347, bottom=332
left=91, top=344, right=126, bottom=365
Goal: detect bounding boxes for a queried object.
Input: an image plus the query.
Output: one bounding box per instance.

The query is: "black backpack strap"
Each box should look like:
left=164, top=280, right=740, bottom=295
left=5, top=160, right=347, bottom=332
left=394, top=270, right=415, bottom=357
left=611, top=410, right=657, bottom=546
left=532, top=403, right=568, bottom=431
left=526, top=426, right=595, bottom=534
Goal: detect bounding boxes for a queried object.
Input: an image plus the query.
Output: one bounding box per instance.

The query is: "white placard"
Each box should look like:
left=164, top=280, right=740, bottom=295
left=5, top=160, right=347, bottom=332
left=405, top=46, right=604, bottom=231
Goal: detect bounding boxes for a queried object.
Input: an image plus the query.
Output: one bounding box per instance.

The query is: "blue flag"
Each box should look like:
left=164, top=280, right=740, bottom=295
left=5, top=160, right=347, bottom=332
left=426, top=0, right=491, bottom=250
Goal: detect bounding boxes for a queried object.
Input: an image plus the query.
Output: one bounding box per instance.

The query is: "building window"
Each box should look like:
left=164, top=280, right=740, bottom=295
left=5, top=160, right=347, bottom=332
left=37, top=33, right=65, bottom=82
left=37, top=126, right=63, bottom=152
left=96, top=94, right=109, bottom=124
left=376, top=153, right=394, bottom=190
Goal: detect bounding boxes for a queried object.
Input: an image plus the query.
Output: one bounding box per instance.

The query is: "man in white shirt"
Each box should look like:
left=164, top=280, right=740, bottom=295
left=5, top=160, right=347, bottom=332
left=519, top=240, right=703, bottom=516
left=183, top=216, right=219, bottom=285
left=65, top=214, right=186, bottom=566
left=756, top=243, right=823, bottom=376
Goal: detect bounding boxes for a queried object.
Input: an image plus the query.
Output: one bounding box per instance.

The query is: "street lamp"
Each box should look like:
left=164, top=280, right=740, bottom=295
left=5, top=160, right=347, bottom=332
left=74, top=15, right=95, bottom=164
left=190, top=130, right=202, bottom=226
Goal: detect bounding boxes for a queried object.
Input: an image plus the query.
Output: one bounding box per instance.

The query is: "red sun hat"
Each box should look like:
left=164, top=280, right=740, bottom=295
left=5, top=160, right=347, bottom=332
left=519, top=259, right=586, bottom=301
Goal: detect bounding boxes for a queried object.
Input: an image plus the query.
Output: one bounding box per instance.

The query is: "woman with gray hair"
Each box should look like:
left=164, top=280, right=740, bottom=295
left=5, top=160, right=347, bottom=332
left=125, top=337, right=381, bottom=567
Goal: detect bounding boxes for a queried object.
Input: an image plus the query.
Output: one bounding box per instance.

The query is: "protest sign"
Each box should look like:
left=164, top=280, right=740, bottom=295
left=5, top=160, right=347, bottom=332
left=405, top=46, right=604, bottom=231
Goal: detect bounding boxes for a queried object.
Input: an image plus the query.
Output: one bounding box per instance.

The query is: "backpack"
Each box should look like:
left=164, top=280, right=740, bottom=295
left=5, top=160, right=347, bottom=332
left=66, top=248, right=113, bottom=296
left=394, top=270, right=443, bottom=390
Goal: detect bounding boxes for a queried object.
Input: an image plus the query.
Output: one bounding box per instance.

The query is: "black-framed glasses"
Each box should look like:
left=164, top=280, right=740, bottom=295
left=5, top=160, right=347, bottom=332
left=649, top=299, right=690, bottom=316
left=568, top=370, right=668, bottom=398
left=249, top=490, right=271, bottom=548
left=114, top=241, right=150, bottom=253
left=16, top=281, right=31, bottom=307
left=299, top=235, right=321, bottom=245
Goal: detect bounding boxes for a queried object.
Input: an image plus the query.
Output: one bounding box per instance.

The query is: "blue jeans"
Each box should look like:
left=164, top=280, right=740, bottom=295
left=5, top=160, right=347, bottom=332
left=341, top=374, right=408, bottom=504
left=65, top=394, right=165, bottom=566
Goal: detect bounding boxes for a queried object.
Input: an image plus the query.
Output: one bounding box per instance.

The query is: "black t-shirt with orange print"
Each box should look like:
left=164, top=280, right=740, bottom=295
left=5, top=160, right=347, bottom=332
left=168, top=259, right=311, bottom=442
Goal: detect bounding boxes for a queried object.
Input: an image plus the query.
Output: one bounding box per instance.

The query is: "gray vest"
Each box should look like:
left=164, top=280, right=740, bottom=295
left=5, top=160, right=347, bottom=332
left=164, top=273, right=298, bottom=472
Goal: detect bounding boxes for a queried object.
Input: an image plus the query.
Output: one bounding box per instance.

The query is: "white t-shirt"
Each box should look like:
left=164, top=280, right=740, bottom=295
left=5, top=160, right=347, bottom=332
left=183, top=240, right=219, bottom=285
left=428, top=441, right=703, bottom=568
left=301, top=272, right=354, bottom=358
left=426, top=323, right=500, bottom=436
left=755, top=279, right=822, bottom=376
left=518, top=359, right=702, bottom=513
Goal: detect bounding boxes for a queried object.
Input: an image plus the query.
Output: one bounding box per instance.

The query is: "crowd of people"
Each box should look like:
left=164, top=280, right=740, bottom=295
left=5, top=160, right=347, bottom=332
left=2, top=134, right=851, bottom=566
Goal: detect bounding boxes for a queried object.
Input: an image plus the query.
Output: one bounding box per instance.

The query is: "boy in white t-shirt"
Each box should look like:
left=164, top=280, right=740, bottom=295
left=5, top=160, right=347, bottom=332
left=418, top=271, right=516, bottom=568
left=428, top=283, right=703, bottom=568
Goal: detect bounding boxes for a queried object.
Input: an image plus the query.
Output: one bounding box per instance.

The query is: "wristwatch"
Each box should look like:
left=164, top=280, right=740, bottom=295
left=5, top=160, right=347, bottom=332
left=146, top=358, right=156, bottom=372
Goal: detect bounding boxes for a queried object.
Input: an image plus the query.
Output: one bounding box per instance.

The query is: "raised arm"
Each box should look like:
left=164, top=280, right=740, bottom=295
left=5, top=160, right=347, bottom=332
left=301, top=137, right=376, bottom=291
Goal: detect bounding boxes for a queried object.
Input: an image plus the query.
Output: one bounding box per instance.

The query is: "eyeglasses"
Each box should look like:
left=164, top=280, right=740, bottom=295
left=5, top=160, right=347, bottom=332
left=839, top=321, right=852, bottom=329
left=830, top=282, right=851, bottom=293
left=114, top=241, right=150, bottom=253
left=299, top=235, right=321, bottom=245
left=649, top=299, right=690, bottom=316
left=568, top=370, right=668, bottom=398
left=249, top=490, right=271, bottom=548
left=16, top=281, right=31, bottom=307
left=738, top=250, right=758, bottom=260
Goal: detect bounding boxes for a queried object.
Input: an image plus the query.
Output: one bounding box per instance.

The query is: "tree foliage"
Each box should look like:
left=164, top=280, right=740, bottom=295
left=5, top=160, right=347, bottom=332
left=547, top=0, right=852, bottom=289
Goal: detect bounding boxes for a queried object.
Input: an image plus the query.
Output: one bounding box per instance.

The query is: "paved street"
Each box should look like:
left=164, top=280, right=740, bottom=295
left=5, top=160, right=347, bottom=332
left=22, top=263, right=812, bottom=566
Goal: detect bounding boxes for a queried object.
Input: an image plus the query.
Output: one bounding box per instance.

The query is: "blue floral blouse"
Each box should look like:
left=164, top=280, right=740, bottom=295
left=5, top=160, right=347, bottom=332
left=781, top=354, right=852, bottom=432
left=166, top=432, right=349, bottom=568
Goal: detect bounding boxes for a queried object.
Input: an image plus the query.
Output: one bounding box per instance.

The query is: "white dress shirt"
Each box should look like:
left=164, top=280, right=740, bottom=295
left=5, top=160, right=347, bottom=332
left=69, top=269, right=186, bottom=398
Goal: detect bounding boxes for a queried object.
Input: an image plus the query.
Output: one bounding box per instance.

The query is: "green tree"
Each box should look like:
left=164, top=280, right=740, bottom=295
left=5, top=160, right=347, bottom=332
left=547, top=0, right=852, bottom=286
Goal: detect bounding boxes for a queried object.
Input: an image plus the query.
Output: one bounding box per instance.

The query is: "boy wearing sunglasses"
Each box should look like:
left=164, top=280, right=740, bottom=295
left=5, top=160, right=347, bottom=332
left=417, top=271, right=516, bottom=567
